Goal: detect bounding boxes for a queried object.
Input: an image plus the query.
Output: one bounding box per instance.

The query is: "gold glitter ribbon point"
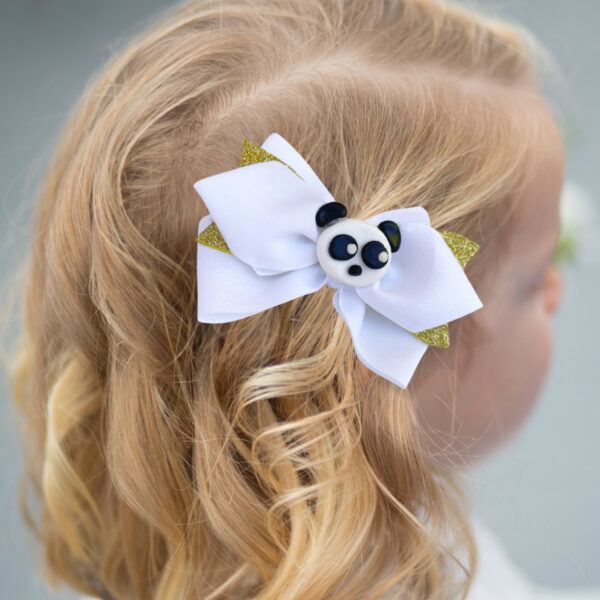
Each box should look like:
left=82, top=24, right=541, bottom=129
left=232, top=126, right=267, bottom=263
left=196, top=221, right=231, bottom=254
left=241, top=140, right=283, bottom=168
left=241, top=139, right=301, bottom=178
left=439, top=231, right=479, bottom=268
left=412, top=324, right=450, bottom=348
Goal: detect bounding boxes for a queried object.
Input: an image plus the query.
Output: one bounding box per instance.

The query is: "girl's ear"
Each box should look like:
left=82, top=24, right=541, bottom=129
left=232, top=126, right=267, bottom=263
left=378, top=220, right=401, bottom=252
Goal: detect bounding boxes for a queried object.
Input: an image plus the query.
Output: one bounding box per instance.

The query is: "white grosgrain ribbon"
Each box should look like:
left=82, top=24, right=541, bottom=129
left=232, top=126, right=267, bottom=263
left=194, top=133, right=483, bottom=388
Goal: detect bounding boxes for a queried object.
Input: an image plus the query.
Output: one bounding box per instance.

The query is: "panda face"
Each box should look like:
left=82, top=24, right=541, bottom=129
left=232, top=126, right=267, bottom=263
left=316, top=218, right=393, bottom=287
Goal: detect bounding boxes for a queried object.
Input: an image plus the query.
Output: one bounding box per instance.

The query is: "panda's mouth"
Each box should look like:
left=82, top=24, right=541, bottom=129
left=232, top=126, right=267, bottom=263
left=348, top=265, right=362, bottom=276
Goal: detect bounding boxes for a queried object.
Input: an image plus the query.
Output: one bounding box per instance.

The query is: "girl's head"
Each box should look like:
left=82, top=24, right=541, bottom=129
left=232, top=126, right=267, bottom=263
left=7, top=0, right=563, bottom=598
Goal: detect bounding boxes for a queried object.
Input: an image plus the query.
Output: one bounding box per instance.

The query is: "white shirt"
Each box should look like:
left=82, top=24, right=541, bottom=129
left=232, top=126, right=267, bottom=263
left=469, top=516, right=600, bottom=600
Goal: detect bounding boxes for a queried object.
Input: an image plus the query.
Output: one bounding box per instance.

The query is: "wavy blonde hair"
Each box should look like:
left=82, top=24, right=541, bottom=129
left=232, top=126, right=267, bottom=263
left=4, top=0, right=553, bottom=598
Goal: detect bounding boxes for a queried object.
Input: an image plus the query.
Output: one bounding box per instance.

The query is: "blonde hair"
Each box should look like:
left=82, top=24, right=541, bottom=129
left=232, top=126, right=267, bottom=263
left=4, top=0, right=552, bottom=598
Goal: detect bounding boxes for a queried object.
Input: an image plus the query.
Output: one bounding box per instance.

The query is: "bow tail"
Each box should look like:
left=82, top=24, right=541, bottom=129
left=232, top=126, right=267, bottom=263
left=332, top=286, right=428, bottom=389
left=197, top=217, right=327, bottom=323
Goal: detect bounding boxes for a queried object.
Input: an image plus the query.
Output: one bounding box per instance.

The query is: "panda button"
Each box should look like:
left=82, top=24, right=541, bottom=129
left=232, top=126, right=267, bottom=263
left=315, top=203, right=401, bottom=288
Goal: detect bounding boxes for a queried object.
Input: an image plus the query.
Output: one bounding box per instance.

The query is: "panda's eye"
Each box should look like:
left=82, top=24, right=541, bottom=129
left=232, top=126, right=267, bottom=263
left=329, top=234, right=358, bottom=261
left=361, top=241, right=389, bottom=269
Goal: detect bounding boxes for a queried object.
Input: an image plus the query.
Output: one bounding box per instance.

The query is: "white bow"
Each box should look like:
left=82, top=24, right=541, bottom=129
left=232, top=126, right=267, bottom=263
left=194, top=133, right=483, bottom=388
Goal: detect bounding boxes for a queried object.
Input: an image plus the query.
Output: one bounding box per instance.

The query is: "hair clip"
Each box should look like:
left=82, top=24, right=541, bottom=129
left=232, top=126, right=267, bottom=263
left=193, top=133, right=482, bottom=388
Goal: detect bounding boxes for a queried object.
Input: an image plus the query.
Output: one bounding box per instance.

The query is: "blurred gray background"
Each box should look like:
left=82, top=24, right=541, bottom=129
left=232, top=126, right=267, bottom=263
left=0, top=1, right=598, bottom=598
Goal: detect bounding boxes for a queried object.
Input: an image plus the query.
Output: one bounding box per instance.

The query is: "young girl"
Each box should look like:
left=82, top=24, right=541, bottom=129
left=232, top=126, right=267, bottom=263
left=5, top=0, right=595, bottom=598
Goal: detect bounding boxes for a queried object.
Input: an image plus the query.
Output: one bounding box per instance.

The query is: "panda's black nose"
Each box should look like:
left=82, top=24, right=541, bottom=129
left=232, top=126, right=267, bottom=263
left=348, top=265, right=362, bottom=276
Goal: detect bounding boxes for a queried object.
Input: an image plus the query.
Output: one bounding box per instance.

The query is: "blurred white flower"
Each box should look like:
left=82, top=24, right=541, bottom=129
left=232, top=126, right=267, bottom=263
left=555, top=180, right=600, bottom=266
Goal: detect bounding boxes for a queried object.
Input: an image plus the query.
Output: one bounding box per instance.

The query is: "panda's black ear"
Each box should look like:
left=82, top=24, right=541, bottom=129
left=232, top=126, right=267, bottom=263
left=315, top=202, right=347, bottom=228
left=378, top=220, right=401, bottom=252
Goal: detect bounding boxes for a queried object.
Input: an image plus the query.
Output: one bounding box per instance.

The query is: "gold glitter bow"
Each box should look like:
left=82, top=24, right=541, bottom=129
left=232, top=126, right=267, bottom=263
left=196, top=140, right=479, bottom=348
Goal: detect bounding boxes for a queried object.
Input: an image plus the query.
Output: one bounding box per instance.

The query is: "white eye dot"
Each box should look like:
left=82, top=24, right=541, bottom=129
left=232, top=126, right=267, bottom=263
left=378, top=250, right=389, bottom=263
left=347, top=243, right=357, bottom=255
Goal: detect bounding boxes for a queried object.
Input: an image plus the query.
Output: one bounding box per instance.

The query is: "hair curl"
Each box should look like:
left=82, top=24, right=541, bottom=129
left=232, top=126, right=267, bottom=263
left=5, top=0, right=551, bottom=598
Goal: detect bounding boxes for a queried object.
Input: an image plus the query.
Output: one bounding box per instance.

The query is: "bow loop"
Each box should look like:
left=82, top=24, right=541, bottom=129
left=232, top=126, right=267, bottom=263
left=355, top=221, right=482, bottom=333
left=196, top=215, right=327, bottom=322
left=332, top=286, right=429, bottom=389
left=194, top=162, right=323, bottom=273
